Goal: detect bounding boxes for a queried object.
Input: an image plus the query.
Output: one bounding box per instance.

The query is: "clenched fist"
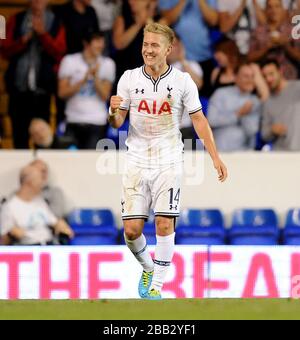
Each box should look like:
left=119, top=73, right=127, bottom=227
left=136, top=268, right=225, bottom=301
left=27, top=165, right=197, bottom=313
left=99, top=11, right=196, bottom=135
left=110, top=96, right=123, bottom=113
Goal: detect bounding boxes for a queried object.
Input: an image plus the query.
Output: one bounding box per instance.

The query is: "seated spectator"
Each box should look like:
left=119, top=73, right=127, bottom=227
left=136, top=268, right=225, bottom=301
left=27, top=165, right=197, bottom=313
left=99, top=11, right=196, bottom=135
left=261, top=58, right=300, bottom=151
left=58, top=31, right=116, bottom=149
left=211, top=38, right=241, bottom=94
left=207, top=63, right=269, bottom=151
left=167, top=33, right=203, bottom=149
left=1, top=0, right=66, bottom=149
left=0, top=165, right=74, bottom=245
left=248, top=0, right=300, bottom=80
left=30, top=159, right=72, bottom=219
left=29, top=118, right=75, bottom=149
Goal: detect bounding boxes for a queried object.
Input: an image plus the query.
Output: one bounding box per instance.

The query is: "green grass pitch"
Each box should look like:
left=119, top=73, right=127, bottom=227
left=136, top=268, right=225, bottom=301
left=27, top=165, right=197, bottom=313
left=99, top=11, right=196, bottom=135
left=0, top=299, right=300, bottom=320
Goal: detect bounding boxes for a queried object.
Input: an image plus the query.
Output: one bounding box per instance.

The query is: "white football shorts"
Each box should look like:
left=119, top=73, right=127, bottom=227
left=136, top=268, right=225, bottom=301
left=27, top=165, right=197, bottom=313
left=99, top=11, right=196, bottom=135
left=121, top=162, right=183, bottom=220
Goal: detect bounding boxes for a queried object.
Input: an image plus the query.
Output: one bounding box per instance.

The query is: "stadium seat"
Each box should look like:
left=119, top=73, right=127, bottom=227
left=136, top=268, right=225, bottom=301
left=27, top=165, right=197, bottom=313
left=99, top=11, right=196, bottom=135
left=176, top=209, right=226, bottom=245
left=68, top=209, right=119, bottom=245
left=282, top=209, right=300, bottom=245
left=228, top=209, right=279, bottom=245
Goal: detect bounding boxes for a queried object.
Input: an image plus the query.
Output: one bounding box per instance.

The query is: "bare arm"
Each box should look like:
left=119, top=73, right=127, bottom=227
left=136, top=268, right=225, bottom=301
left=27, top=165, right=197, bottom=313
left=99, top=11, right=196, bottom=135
left=284, top=43, right=300, bottom=62
left=251, top=63, right=270, bottom=102
left=53, top=219, right=74, bottom=239
left=95, top=79, right=113, bottom=102
left=198, top=0, right=218, bottom=26
left=253, top=0, right=267, bottom=25
left=219, top=0, right=246, bottom=33
left=160, top=0, right=187, bottom=26
left=191, top=110, right=228, bottom=182
left=2, top=226, right=26, bottom=245
left=58, top=77, right=87, bottom=99
left=113, top=16, right=144, bottom=50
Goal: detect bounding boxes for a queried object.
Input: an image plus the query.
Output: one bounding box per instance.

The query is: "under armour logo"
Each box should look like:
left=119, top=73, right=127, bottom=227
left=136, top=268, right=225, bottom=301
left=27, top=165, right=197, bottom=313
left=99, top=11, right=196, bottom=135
left=167, top=85, right=173, bottom=99
left=136, top=88, right=145, bottom=94
left=169, top=204, right=178, bottom=211
left=121, top=200, right=125, bottom=213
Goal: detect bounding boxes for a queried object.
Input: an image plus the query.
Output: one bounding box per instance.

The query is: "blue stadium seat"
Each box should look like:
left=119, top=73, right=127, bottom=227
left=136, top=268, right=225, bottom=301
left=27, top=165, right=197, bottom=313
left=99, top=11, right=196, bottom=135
left=176, top=209, right=226, bottom=245
left=228, top=209, right=279, bottom=245
left=282, top=209, right=300, bottom=245
left=68, top=209, right=118, bottom=245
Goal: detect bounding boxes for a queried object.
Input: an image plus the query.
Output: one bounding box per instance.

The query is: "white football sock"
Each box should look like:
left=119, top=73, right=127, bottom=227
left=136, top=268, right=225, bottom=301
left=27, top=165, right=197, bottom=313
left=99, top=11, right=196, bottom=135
left=150, top=233, right=175, bottom=292
left=124, top=233, right=154, bottom=272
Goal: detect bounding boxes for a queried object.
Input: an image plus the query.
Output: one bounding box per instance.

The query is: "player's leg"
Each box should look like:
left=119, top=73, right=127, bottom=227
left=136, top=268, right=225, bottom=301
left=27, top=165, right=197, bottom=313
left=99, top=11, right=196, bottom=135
left=122, top=164, right=154, bottom=297
left=123, top=218, right=153, bottom=273
left=147, top=216, right=176, bottom=299
left=147, top=165, right=182, bottom=299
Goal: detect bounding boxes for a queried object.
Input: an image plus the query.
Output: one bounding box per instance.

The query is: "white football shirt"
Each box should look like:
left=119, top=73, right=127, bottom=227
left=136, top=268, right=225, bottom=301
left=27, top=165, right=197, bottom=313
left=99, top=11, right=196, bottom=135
left=117, top=65, right=202, bottom=168
left=58, top=53, right=116, bottom=126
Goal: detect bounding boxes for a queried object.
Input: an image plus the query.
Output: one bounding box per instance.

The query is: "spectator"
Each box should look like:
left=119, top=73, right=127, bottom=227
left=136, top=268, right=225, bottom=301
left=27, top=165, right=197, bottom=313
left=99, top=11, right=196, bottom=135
left=0, top=165, right=74, bottom=245
left=58, top=31, right=116, bottom=149
left=30, top=158, right=72, bottom=219
left=218, top=0, right=266, bottom=55
left=92, top=0, right=122, bottom=56
left=29, top=118, right=75, bottom=149
left=113, top=0, right=166, bottom=83
left=211, top=38, right=241, bottom=93
left=159, top=0, right=218, bottom=96
left=54, top=0, right=100, bottom=54
left=261, top=58, right=300, bottom=151
left=248, top=0, right=300, bottom=80
left=1, top=0, right=66, bottom=149
left=252, top=0, right=300, bottom=25
left=207, top=63, right=269, bottom=151
left=167, top=33, right=203, bottom=148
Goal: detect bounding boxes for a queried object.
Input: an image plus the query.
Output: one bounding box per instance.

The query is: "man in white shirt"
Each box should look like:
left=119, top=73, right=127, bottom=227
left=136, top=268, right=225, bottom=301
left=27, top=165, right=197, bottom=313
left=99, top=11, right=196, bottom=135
left=0, top=165, right=74, bottom=245
left=58, top=31, right=116, bottom=149
left=108, top=23, right=227, bottom=300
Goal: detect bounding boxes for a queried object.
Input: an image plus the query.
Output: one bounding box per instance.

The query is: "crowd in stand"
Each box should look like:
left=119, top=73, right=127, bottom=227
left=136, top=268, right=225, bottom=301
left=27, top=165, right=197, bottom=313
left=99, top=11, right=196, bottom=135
left=0, top=0, right=300, bottom=151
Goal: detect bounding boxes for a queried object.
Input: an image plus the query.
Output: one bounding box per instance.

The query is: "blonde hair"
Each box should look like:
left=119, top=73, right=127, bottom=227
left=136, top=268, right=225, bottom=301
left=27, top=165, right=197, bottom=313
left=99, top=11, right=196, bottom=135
left=144, top=23, right=175, bottom=45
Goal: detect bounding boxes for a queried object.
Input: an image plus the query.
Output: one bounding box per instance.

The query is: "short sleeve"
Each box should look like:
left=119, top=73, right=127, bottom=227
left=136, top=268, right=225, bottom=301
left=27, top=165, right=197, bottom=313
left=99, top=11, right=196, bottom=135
left=99, top=58, right=116, bottom=83
left=189, top=61, right=203, bottom=78
left=117, top=70, right=131, bottom=110
left=58, top=55, right=73, bottom=79
left=217, top=0, right=233, bottom=12
left=183, top=74, right=202, bottom=115
left=0, top=203, right=15, bottom=236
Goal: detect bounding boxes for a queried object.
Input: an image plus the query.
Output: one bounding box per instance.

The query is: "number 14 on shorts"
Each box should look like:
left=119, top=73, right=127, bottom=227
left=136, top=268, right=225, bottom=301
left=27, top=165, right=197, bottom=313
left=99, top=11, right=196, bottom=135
left=168, top=188, right=180, bottom=211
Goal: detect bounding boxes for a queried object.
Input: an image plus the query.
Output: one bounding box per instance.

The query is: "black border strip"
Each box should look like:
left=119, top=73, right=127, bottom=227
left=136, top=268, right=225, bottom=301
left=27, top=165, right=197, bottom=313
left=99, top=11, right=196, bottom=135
left=122, top=215, right=149, bottom=220
left=189, top=107, right=202, bottom=115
